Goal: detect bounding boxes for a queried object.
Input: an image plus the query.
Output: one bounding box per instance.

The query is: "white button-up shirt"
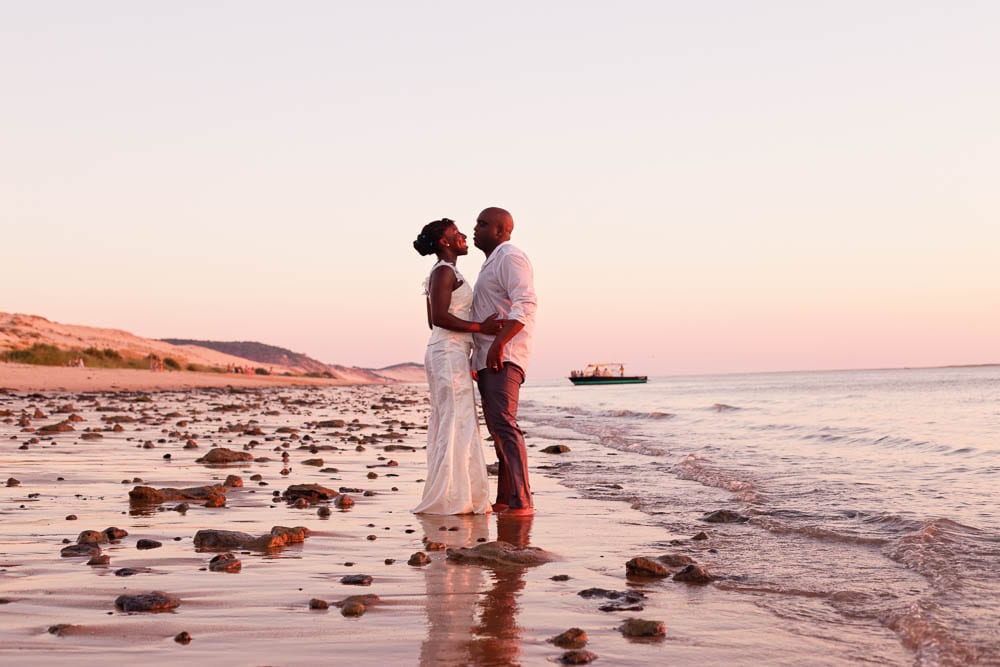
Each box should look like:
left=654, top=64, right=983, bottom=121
left=471, top=241, right=537, bottom=374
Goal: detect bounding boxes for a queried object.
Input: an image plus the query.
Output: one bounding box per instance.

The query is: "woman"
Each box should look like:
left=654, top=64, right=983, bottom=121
left=412, top=218, right=501, bottom=514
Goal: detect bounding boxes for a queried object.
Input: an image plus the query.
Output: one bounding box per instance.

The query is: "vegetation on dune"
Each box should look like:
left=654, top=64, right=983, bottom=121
left=1, top=344, right=224, bottom=373
left=161, top=338, right=332, bottom=375
left=2, top=344, right=147, bottom=369
left=184, top=363, right=226, bottom=373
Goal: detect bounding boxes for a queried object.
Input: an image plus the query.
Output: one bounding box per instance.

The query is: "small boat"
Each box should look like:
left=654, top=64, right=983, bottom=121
left=569, top=363, right=647, bottom=385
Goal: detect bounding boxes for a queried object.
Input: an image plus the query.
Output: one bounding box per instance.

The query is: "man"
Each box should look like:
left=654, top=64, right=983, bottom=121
left=471, top=207, right=538, bottom=516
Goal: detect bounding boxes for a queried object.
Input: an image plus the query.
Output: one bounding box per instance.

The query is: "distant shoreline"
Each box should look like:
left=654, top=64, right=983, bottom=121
left=0, top=362, right=367, bottom=393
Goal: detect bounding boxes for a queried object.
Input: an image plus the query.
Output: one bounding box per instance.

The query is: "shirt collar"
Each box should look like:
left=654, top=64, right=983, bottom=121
left=481, top=240, right=511, bottom=269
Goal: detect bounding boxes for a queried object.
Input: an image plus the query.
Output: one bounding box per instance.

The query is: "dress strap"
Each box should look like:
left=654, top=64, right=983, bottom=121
left=423, top=261, right=461, bottom=295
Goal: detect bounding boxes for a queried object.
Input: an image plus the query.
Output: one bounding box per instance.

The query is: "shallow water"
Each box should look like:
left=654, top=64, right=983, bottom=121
left=520, top=365, right=1000, bottom=666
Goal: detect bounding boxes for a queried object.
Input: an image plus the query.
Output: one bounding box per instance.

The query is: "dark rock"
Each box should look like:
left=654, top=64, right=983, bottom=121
left=619, top=618, right=666, bottom=638
left=599, top=601, right=645, bottom=612
left=551, top=574, right=571, bottom=581
left=87, top=554, right=110, bottom=566
left=335, top=494, right=354, bottom=509
left=129, top=485, right=226, bottom=505
left=61, top=543, right=101, bottom=558
left=104, top=527, right=128, bottom=541
left=195, top=448, right=253, bottom=465
left=309, top=598, right=329, bottom=610
left=136, top=539, right=162, bottom=550
left=673, top=564, right=714, bottom=584
left=64, top=514, right=76, bottom=521
left=578, top=588, right=647, bottom=601
left=193, top=526, right=309, bottom=551
left=302, top=458, right=324, bottom=466
left=550, top=627, right=588, bottom=649
left=114, top=591, right=180, bottom=612
left=48, top=624, right=79, bottom=636
left=692, top=531, right=709, bottom=540
left=335, top=594, right=379, bottom=617
left=115, top=567, right=153, bottom=576
left=5, top=478, right=20, bottom=487
left=540, top=444, right=571, bottom=454
left=174, top=631, right=192, bottom=644
left=208, top=552, right=242, bottom=573
left=408, top=551, right=430, bottom=566
left=702, top=510, right=748, bottom=524
left=341, top=574, right=373, bottom=586
left=340, top=601, right=366, bottom=616
left=625, top=557, right=670, bottom=578
left=317, top=506, right=331, bottom=518
left=271, top=525, right=309, bottom=543
left=446, top=541, right=557, bottom=567
left=223, top=475, right=243, bottom=487
left=77, top=530, right=109, bottom=545
left=283, top=483, right=339, bottom=503
left=38, top=420, right=75, bottom=433
left=560, top=650, right=598, bottom=665
left=578, top=588, right=646, bottom=611
left=656, top=553, right=695, bottom=567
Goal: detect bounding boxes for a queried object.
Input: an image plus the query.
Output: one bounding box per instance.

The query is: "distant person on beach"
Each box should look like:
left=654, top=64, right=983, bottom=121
left=412, top=218, right=504, bottom=515
left=471, top=207, right=538, bottom=516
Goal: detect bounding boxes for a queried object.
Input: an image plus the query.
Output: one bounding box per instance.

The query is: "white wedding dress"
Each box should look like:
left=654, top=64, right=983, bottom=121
left=412, top=261, right=491, bottom=515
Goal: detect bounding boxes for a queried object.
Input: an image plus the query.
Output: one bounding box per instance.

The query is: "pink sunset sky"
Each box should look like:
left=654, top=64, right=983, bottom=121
left=3, top=3, right=997, bottom=380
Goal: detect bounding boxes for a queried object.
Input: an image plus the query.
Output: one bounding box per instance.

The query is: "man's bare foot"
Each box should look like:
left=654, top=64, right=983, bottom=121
left=492, top=503, right=509, bottom=512
left=499, top=507, right=534, bottom=516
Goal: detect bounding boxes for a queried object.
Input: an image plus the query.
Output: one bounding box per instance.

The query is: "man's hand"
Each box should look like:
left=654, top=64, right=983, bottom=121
left=486, top=340, right=505, bottom=372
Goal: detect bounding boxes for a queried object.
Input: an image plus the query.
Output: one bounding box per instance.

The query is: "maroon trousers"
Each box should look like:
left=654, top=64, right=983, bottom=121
left=476, top=363, right=532, bottom=509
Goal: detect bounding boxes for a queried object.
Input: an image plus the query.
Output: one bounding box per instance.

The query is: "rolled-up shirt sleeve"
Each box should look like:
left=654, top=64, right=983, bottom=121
left=499, top=251, right=537, bottom=325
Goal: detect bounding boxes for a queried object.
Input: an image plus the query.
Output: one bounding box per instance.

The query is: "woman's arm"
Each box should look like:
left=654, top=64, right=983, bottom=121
left=428, top=265, right=501, bottom=334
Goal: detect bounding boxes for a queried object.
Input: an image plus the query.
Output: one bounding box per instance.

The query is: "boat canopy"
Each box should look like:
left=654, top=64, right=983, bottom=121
left=570, top=363, right=628, bottom=378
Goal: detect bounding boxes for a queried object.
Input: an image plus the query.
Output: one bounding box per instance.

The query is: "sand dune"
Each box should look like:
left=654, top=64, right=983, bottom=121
left=0, top=312, right=426, bottom=388
left=1, top=313, right=286, bottom=371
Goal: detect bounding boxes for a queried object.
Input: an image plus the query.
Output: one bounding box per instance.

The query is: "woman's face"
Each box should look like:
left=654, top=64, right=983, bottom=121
left=441, top=223, right=469, bottom=256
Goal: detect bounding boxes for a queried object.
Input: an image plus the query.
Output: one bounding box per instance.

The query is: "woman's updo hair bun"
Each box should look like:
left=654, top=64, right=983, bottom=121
left=413, top=218, right=455, bottom=256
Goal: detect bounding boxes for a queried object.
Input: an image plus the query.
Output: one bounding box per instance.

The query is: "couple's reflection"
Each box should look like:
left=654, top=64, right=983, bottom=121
left=417, top=513, right=534, bottom=667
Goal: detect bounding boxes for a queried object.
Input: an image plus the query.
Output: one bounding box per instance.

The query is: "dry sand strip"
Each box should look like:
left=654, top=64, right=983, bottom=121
left=0, top=362, right=365, bottom=393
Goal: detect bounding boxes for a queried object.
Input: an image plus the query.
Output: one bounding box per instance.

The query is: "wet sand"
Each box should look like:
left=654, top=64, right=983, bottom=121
left=1, top=382, right=806, bottom=666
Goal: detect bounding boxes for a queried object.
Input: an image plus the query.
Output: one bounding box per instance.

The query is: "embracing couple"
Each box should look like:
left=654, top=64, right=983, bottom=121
left=411, top=207, right=537, bottom=517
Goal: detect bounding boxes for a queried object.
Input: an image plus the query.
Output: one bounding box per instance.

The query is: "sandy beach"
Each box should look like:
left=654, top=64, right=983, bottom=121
left=0, top=362, right=359, bottom=393
left=0, top=376, right=771, bottom=666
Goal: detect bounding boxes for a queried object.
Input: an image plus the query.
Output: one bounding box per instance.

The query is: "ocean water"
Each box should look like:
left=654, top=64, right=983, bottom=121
left=519, top=365, right=1000, bottom=666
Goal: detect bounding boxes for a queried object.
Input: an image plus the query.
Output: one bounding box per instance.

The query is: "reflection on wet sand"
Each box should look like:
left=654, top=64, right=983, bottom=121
left=417, top=513, right=489, bottom=666
left=418, top=513, right=535, bottom=666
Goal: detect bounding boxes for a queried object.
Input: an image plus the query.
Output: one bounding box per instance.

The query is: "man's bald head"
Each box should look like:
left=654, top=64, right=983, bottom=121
left=473, top=207, right=515, bottom=256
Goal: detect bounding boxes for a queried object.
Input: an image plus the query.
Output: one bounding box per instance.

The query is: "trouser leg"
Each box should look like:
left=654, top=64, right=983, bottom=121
left=476, top=363, right=531, bottom=509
